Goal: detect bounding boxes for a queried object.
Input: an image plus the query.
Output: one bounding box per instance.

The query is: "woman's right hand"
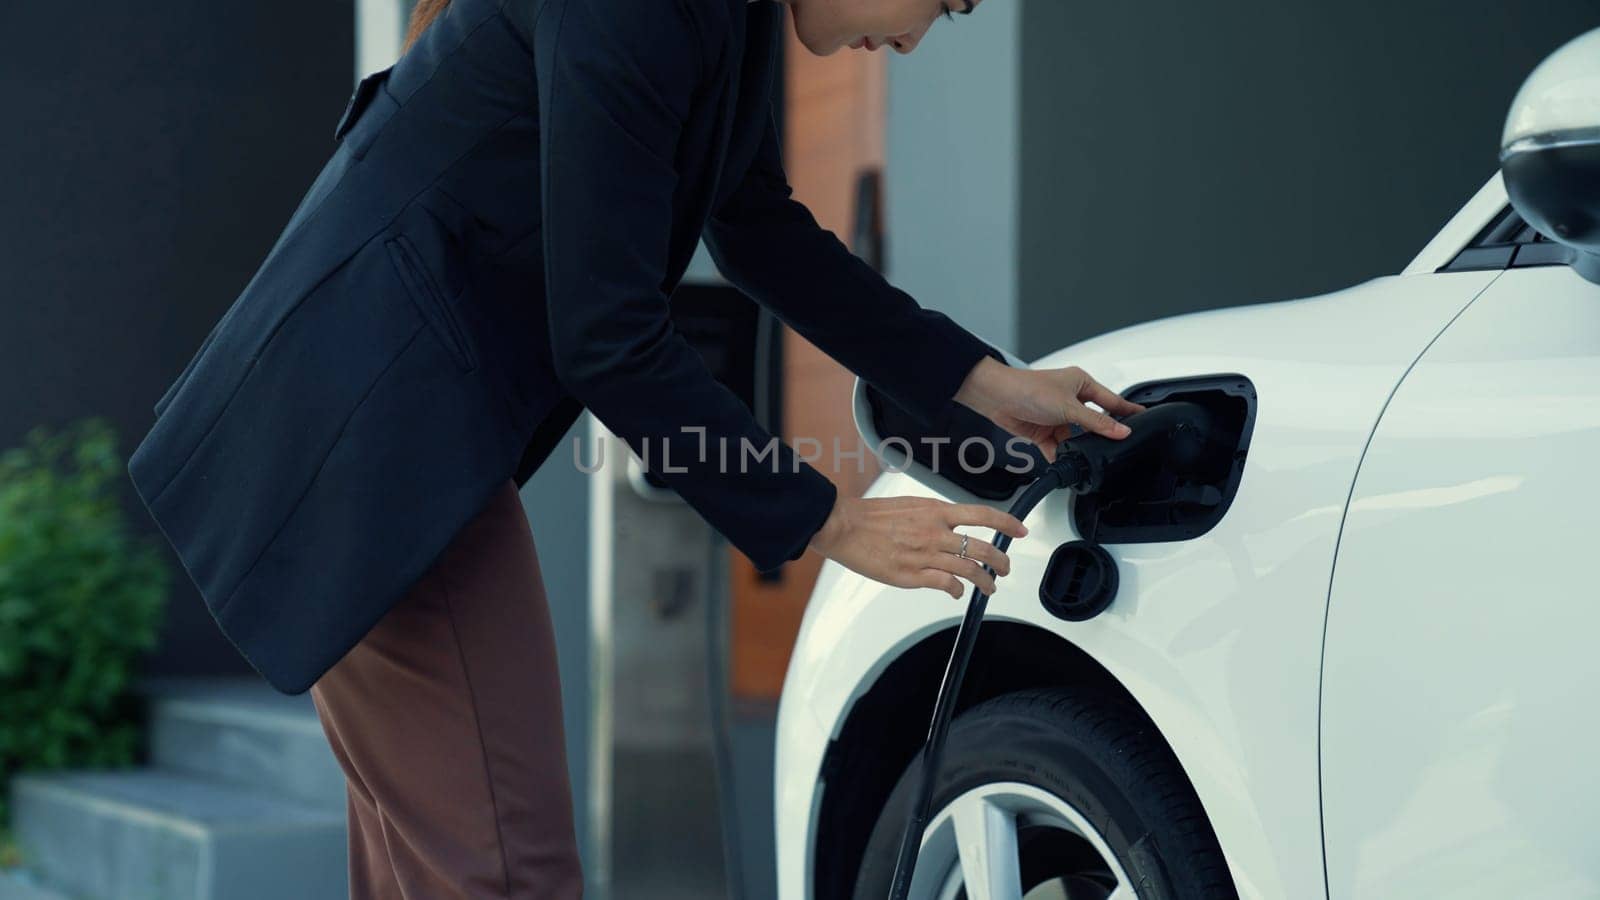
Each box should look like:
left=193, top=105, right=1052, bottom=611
left=806, top=495, right=1029, bottom=599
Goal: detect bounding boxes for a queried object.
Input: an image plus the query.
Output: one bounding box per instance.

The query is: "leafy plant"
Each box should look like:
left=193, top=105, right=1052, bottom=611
left=0, top=417, right=169, bottom=846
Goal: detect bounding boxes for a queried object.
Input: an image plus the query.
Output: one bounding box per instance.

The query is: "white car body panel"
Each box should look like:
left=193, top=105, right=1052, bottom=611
left=776, top=262, right=1507, bottom=899
left=1321, top=265, right=1600, bottom=899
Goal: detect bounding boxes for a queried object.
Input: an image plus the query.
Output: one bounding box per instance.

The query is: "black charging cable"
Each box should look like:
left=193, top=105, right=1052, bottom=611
left=885, top=401, right=1214, bottom=899
left=883, top=460, right=1079, bottom=900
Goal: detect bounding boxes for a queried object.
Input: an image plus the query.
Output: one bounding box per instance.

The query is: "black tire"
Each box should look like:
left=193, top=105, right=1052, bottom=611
left=850, top=687, right=1237, bottom=900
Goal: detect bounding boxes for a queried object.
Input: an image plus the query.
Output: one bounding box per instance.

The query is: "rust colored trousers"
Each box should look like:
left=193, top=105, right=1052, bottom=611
left=309, top=478, right=585, bottom=899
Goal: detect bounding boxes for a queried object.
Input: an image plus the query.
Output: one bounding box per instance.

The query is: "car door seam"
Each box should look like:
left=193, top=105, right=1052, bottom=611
left=1313, top=267, right=1506, bottom=900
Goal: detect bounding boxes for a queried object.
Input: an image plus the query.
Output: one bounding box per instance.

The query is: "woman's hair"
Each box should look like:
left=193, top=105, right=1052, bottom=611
left=403, top=0, right=453, bottom=53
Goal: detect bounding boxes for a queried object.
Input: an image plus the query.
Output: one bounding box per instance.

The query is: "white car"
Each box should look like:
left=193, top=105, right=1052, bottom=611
left=774, top=28, right=1600, bottom=900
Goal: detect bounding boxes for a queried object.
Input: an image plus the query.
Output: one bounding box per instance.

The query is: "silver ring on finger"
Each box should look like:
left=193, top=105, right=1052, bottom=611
left=957, top=534, right=970, bottom=560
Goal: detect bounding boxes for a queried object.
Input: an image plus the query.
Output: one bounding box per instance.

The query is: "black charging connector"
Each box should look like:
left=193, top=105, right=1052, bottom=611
left=1054, top=400, right=1217, bottom=496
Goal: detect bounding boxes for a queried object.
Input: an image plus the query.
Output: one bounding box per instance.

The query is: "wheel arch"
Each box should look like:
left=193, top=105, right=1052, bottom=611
left=810, top=621, right=1214, bottom=899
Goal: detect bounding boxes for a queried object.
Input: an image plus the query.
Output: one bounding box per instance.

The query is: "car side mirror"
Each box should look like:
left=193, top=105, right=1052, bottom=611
left=851, top=342, right=1048, bottom=507
left=1501, top=27, right=1600, bottom=284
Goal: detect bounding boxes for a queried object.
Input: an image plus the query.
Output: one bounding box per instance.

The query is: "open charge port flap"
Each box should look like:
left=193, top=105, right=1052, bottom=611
left=1071, top=374, right=1257, bottom=544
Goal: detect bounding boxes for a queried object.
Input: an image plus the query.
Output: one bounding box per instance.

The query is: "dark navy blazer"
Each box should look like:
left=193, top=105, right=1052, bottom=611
left=127, top=0, right=999, bottom=694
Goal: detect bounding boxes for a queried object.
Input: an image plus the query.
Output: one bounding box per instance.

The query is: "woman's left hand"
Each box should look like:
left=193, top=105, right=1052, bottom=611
left=953, top=357, right=1148, bottom=461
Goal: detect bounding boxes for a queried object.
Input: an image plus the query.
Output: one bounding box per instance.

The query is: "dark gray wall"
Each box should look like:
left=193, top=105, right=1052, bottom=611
left=1017, top=2, right=1600, bottom=358
left=0, top=1, right=355, bottom=675
left=885, top=1, right=1022, bottom=352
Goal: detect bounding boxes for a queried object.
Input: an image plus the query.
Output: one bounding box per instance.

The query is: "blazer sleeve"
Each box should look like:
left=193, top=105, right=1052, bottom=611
left=703, top=108, right=1006, bottom=427
left=534, top=0, right=836, bottom=573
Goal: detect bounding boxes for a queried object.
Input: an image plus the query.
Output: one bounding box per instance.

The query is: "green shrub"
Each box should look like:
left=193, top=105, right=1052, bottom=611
left=0, top=417, right=169, bottom=845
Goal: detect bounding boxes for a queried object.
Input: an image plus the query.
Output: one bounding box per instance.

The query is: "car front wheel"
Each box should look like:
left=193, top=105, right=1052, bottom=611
left=850, top=688, right=1236, bottom=900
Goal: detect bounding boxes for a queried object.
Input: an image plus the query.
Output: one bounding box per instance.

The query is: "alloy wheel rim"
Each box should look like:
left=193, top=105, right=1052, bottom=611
left=907, top=781, right=1139, bottom=900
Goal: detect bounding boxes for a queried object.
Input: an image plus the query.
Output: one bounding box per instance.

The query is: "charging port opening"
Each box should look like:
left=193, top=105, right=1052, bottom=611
left=1072, top=374, right=1256, bottom=544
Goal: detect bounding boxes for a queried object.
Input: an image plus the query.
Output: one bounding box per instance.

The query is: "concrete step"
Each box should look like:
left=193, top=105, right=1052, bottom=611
left=0, top=866, right=76, bottom=900
left=137, top=676, right=346, bottom=812
left=10, top=769, right=345, bottom=900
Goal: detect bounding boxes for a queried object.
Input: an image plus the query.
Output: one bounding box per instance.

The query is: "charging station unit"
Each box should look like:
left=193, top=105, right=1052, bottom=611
left=584, top=270, right=783, bottom=900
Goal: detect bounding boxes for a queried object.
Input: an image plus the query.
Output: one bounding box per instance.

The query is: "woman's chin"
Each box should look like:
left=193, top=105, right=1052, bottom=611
left=798, top=33, right=847, bottom=56
left=787, top=14, right=845, bottom=56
